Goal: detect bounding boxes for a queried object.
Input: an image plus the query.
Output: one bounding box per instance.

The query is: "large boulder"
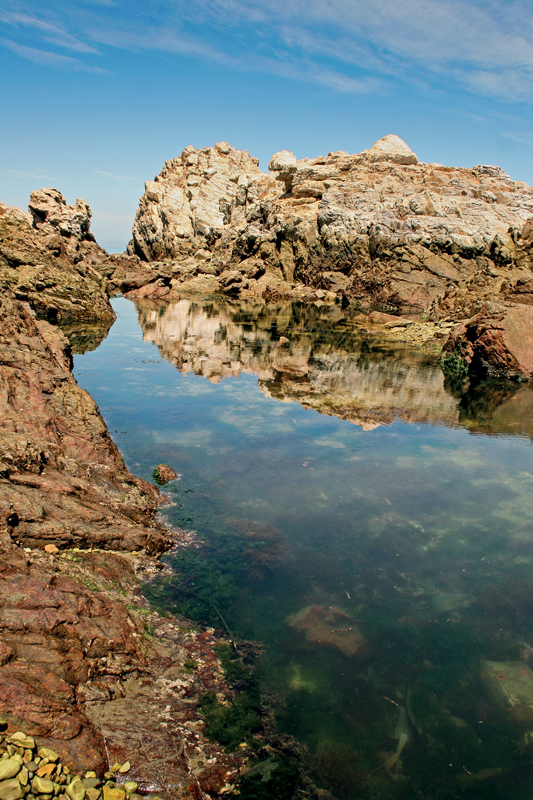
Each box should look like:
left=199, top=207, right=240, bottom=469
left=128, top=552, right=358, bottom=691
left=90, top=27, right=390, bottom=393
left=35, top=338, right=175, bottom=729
left=444, top=303, right=533, bottom=380
left=366, top=133, right=418, bottom=165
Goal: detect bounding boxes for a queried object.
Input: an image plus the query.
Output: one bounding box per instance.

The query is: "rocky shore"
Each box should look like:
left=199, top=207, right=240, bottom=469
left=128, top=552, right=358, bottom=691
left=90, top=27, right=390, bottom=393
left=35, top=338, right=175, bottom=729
left=0, top=135, right=532, bottom=796
left=0, top=197, right=283, bottom=799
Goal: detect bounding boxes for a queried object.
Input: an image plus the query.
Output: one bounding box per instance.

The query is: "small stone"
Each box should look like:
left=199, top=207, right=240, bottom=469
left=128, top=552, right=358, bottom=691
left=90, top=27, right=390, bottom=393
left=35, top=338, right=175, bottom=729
left=31, top=776, right=54, bottom=795
left=65, top=777, right=85, bottom=800
left=44, top=545, right=59, bottom=555
left=84, top=774, right=96, bottom=780
left=103, top=775, right=113, bottom=782
left=37, top=750, right=59, bottom=764
left=117, top=764, right=130, bottom=775
left=0, top=762, right=21, bottom=782
left=85, top=790, right=100, bottom=800
left=24, top=764, right=37, bottom=775
left=277, top=336, right=290, bottom=347
left=9, top=736, right=34, bottom=751
left=110, top=765, right=121, bottom=775
left=122, top=783, right=137, bottom=795
left=102, top=789, right=125, bottom=800
left=81, top=779, right=100, bottom=791
left=0, top=778, right=24, bottom=800
left=36, top=764, right=55, bottom=778
left=16, top=768, right=28, bottom=787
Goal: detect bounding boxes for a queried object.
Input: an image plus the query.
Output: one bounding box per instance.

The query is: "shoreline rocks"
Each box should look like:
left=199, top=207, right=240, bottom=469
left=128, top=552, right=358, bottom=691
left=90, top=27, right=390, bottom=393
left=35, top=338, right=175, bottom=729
left=126, top=138, right=533, bottom=322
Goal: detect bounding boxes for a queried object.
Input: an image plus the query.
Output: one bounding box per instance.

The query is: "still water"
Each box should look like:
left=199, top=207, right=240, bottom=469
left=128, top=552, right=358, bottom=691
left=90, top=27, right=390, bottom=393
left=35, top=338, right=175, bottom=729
left=74, top=296, right=533, bottom=799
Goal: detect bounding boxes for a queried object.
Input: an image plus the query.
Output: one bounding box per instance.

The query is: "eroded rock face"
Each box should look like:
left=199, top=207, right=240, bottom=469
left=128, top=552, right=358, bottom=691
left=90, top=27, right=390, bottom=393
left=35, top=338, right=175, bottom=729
left=444, top=303, right=533, bottom=380
left=0, top=198, right=114, bottom=323
left=131, top=142, right=262, bottom=262
left=129, top=137, right=533, bottom=317
left=0, top=296, right=251, bottom=795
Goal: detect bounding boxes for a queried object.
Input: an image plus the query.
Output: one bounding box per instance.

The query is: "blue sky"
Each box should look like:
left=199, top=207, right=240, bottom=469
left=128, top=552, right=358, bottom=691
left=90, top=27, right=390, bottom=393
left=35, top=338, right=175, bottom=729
left=1, top=0, right=532, bottom=251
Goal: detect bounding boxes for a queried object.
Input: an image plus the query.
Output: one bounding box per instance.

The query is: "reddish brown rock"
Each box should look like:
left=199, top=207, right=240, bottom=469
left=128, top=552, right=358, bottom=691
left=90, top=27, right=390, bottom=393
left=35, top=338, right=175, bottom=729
left=153, top=464, right=177, bottom=484
left=444, top=303, right=533, bottom=380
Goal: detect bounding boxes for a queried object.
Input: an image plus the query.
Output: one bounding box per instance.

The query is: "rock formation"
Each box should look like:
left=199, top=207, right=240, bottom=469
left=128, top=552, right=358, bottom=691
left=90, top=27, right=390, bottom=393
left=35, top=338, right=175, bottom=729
left=128, top=137, right=533, bottom=318
left=0, top=199, right=257, bottom=796
left=0, top=194, right=113, bottom=324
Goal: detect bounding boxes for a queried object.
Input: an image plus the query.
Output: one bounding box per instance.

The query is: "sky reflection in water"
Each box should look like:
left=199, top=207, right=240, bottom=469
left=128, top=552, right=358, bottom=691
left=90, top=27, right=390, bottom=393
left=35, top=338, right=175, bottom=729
left=74, top=296, right=533, bottom=799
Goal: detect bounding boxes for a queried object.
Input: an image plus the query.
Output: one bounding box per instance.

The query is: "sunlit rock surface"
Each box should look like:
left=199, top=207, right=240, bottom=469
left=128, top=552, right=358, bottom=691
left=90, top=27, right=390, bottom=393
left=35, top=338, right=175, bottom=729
left=130, top=137, right=533, bottom=320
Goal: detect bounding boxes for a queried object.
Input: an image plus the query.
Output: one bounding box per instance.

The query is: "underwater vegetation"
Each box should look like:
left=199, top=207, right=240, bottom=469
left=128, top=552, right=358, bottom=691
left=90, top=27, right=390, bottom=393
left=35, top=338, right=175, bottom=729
left=200, top=646, right=262, bottom=751
left=310, top=743, right=368, bottom=800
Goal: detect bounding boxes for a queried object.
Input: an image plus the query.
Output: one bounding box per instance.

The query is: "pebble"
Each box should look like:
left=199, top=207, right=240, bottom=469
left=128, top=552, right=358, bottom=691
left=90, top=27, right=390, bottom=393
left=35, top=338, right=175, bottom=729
left=0, top=778, right=24, bottom=800
left=102, top=788, right=125, bottom=800
left=66, top=777, right=86, bottom=800
left=31, top=775, right=54, bottom=795
left=117, top=763, right=130, bottom=775
left=0, top=763, right=21, bottom=782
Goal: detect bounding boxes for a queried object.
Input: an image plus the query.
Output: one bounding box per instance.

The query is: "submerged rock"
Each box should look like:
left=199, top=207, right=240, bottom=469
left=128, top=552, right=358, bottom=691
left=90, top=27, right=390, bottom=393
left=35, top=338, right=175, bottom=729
left=286, top=605, right=365, bottom=658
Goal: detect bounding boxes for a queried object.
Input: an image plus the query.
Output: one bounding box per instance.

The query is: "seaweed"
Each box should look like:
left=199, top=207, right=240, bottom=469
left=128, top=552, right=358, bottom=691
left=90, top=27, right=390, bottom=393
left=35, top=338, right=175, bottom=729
left=238, top=754, right=300, bottom=800
left=310, top=743, right=368, bottom=800
left=199, top=689, right=261, bottom=751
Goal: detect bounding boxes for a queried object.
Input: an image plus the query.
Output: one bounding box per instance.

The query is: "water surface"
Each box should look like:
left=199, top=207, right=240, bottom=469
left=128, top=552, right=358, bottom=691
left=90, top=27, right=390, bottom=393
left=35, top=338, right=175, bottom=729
left=74, top=296, right=533, bottom=799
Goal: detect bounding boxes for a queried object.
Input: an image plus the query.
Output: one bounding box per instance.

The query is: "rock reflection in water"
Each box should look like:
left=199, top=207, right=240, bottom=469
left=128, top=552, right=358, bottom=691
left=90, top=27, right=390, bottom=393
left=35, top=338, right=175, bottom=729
left=134, top=297, right=457, bottom=431
left=134, top=296, right=533, bottom=437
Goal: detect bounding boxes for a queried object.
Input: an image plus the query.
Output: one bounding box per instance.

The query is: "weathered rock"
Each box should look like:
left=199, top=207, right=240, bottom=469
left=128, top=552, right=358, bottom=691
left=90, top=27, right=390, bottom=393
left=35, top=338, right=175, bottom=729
left=286, top=605, right=366, bottom=658
left=152, top=464, right=177, bottom=485
left=66, top=776, right=86, bottom=800
left=128, top=137, right=533, bottom=325
left=444, top=303, right=533, bottom=380
left=0, top=199, right=114, bottom=324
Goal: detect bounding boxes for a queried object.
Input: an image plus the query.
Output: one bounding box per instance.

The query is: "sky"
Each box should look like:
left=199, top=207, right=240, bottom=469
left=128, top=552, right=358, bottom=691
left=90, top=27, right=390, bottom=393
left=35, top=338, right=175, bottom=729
left=1, top=0, right=532, bottom=251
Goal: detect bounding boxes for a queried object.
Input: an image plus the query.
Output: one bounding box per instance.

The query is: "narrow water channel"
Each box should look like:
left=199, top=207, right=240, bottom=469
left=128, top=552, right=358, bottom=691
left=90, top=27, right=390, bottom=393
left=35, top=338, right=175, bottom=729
left=74, top=296, right=533, bottom=799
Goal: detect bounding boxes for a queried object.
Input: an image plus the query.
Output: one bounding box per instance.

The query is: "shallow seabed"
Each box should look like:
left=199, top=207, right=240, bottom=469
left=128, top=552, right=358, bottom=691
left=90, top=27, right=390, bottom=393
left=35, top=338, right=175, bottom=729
left=74, top=296, right=533, bottom=799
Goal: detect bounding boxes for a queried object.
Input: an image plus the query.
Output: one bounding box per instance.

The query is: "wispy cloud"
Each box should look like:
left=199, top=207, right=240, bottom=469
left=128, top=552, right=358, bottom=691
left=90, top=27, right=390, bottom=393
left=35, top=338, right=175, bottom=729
left=95, top=170, right=133, bottom=180
left=0, top=38, right=105, bottom=71
left=0, top=10, right=100, bottom=53
left=1, top=0, right=532, bottom=99
left=5, top=169, right=51, bottom=180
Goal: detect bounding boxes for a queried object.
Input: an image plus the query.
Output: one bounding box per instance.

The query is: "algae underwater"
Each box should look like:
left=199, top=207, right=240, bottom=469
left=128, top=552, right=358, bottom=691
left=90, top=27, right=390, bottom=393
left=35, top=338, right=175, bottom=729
left=73, top=296, right=533, bottom=799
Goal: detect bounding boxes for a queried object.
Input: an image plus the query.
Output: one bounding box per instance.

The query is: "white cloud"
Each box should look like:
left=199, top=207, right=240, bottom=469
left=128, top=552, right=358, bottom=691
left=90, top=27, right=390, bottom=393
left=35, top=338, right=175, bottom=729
left=0, top=10, right=100, bottom=53
left=1, top=0, right=532, bottom=99
left=0, top=38, right=105, bottom=71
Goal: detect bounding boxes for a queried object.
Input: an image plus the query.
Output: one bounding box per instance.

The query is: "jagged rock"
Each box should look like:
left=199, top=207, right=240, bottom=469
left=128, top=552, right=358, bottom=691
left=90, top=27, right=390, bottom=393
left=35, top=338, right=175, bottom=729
left=444, top=302, right=533, bottom=380
left=131, top=142, right=262, bottom=262
left=129, top=137, right=533, bottom=323
left=0, top=199, right=114, bottom=323
left=29, top=189, right=94, bottom=241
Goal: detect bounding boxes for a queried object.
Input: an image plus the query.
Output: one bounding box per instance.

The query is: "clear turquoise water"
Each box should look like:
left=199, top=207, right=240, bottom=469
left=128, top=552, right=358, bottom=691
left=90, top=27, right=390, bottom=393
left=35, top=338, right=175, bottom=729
left=74, top=297, right=533, bottom=799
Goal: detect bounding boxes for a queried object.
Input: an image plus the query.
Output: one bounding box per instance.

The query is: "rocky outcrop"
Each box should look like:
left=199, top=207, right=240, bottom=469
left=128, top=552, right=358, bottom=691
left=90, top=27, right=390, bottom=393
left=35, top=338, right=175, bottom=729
left=128, top=138, right=533, bottom=318
left=0, top=294, right=255, bottom=796
left=444, top=302, right=533, bottom=380
left=0, top=195, right=114, bottom=324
